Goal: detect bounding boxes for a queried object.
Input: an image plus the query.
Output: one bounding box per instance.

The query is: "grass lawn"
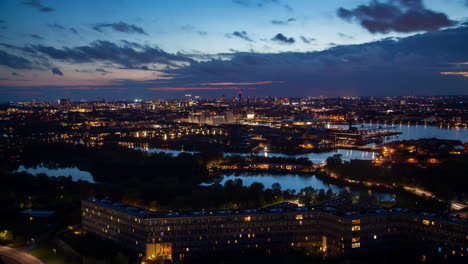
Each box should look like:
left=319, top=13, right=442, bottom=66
left=30, top=241, right=81, bottom=264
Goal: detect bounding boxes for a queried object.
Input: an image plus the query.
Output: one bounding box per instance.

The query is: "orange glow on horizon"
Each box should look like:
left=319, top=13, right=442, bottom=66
left=440, top=72, right=468, bottom=77
left=147, top=87, right=256, bottom=91
left=200, top=81, right=274, bottom=86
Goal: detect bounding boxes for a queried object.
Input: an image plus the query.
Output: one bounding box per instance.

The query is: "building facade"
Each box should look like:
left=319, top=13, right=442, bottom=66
left=81, top=198, right=468, bottom=262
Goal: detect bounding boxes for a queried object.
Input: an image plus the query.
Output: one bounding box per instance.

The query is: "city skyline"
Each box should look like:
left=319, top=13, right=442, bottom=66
left=1, top=0, right=468, bottom=101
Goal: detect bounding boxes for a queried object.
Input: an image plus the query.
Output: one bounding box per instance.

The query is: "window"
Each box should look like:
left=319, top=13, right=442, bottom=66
left=352, top=225, right=361, bottom=231
left=352, top=242, right=360, bottom=248
left=244, top=216, right=251, bottom=222
left=422, top=220, right=430, bottom=226
left=352, top=219, right=361, bottom=224
left=351, top=237, right=360, bottom=242
left=296, top=215, right=303, bottom=220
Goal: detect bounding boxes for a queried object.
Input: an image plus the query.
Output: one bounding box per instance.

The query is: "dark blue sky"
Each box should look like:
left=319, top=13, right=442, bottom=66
left=0, top=0, right=467, bottom=101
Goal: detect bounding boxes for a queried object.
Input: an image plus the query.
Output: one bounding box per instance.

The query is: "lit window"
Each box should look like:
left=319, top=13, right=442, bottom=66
left=352, top=219, right=361, bottom=224
left=351, top=237, right=360, bottom=242
left=296, top=215, right=303, bottom=220
left=422, top=220, right=430, bottom=226
left=373, top=235, right=377, bottom=239
left=352, top=225, right=361, bottom=231
left=352, top=242, right=360, bottom=248
left=244, top=216, right=251, bottom=222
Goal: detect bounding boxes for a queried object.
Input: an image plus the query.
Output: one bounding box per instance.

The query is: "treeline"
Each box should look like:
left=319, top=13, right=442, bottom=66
left=325, top=154, right=468, bottom=201
left=8, top=142, right=321, bottom=211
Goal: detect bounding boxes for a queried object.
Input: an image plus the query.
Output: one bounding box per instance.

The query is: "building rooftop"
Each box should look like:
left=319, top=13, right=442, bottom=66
left=84, top=197, right=468, bottom=225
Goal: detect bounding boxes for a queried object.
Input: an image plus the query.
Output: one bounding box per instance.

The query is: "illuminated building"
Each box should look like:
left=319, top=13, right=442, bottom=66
left=82, top=198, right=468, bottom=261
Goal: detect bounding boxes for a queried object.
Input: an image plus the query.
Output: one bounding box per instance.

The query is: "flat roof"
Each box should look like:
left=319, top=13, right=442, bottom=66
left=83, top=197, right=468, bottom=225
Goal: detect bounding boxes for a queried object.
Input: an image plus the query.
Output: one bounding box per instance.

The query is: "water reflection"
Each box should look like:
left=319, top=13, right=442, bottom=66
left=203, top=173, right=394, bottom=202
left=17, top=164, right=94, bottom=183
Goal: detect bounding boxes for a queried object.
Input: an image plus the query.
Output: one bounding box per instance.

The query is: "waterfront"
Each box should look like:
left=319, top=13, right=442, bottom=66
left=333, top=123, right=468, bottom=143
left=144, top=124, right=467, bottom=163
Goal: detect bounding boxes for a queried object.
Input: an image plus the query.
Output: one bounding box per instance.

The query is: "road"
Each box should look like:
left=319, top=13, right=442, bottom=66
left=0, top=246, right=44, bottom=264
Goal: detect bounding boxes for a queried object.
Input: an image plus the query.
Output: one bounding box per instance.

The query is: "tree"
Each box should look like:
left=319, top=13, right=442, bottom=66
left=326, top=154, right=343, bottom=169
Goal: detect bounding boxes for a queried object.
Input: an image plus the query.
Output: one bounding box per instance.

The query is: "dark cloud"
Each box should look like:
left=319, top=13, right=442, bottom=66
left=28, top=34, right=43, bottom=40
left=337, top=0, right=455, bottom=34
left=29, top=40, right=192, bottom=68
left=51, top=68, right=63, bottom=76
left=227, top=31, right=253, bottom=42
left=159, top=26, right=468, bottom=97
left=69, top=27, right=78, bottom=34
left=0, top=50, right=35, bottom=69
left=75, top=69, right=92, bottom=73
left=300, top=36, right=316, bottom=44
left=95, top=68, right=109, bottom=73
left=21, top=0, right=54, bottom=12
left=92, top=22, right=147, bottom=35
left=0, top=20, right=5, bottom=24
left=271, top=33, right=295, bottom=44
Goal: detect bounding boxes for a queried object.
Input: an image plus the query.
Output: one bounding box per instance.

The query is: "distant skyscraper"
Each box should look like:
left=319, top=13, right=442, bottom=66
left=238, top=92, right=243, bottom=102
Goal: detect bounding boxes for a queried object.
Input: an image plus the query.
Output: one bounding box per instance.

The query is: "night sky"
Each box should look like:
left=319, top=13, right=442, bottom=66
left=0, top=0, right=467, bottom=101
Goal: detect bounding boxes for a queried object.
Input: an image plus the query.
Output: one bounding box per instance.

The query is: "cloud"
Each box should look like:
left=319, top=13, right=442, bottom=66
left=96, top=68, right=110, bottom=73
left=440, top=72, right=468, bottom=77
left=0, top=20, right=5, bottom=24
left=28, top=40, right=192, bottom=68
left=48, top=23, right=79, bottom=34
left=200, top=81, right=273, bottom=85
left=4, top=24, right=468, bottom=100
left=92, top=22, right=147, bottom=35
left=271, top=18, right=295, bottom=25
left=271, top=33, right=295, bottom=44
left=28, top=34, right=43, bottom=40
left=232, top=0, right=293, bottom=11
left=338, top=33, right=353, bottom=39
left=159, top=25, right=468, bottom=97
left=300, top=36, right=316, bottom=44
left=227, top=31, right=253, bottom=42
left=181, top=24, right=208, bottom=36
left=51, top=68, right=63, bottom=76
left=21, top=0, right=54, bottom=12
left=0, top=50, right=35, bottom=69
left=337, top=0, right=456, bottom=34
